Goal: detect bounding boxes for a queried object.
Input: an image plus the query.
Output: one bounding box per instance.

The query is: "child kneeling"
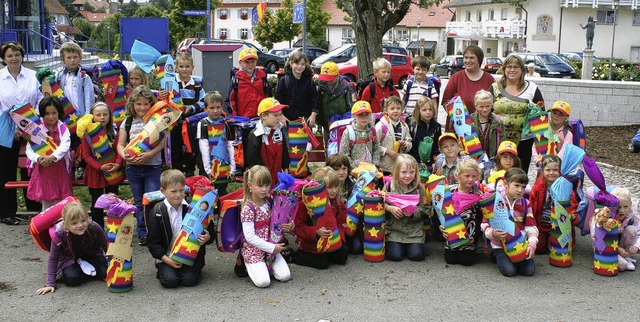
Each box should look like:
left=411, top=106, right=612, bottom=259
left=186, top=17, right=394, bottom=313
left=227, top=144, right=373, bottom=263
left=147, top=170, right=214, bottom=288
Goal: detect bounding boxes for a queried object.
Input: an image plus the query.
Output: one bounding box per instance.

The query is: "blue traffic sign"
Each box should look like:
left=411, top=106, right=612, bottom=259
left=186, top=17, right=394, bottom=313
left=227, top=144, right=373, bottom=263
left=293, top=3, right=304, bottom=24
left=183, top=10, right=207, bottom=16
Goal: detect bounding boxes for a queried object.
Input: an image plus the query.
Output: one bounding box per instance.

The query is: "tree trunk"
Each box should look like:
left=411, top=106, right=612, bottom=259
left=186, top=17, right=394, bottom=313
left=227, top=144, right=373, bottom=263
left=352, top=5, right=385, bottom=81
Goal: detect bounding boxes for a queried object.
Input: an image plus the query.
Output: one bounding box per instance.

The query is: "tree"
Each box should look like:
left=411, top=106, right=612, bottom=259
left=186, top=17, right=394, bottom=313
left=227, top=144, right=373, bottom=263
left=149, top=0, right=171, bottom=12
left=121, top=1, right=140, bottom=17
left=335, top=0, right=440, bottom=79
left=253, top=0, right=301, bottom=50
left=73, top=17, right=95, bottom=41
left=168, top=0, right=217, bottom=49
left=306, top=0, right=331, bottom=49
left=134, top=5, right=165, bottom=18
left=92, top=14, right=121, bottom=52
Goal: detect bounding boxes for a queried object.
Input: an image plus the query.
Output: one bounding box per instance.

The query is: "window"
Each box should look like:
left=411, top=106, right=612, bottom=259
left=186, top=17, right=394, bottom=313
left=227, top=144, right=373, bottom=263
left=240, top=28, right=249, bottom=39
left=597, top=10, right=615, bottom=24
left=240, top=9, right=249, bottom=20
left=219, top=9, right=228, bottom=19
left=501, top=8, right=508, bottom=20
left=219, top=28, right=228, bottom=39
left=428, top=12, right=435, bottom=16
left=477, top=10, right=482, bottom=22
left=489, top=9, right=495, bottom=21
left=389, top=55, right=407, bottom=66
left=396, top=29, right=408, bottom=40
left=515, top=8, right=522, bottom=20
left=466, top=11, right=471, bottom=21
left=342, top=28, right=353, bottom=39
left=634, top=12, right=640, bottom=26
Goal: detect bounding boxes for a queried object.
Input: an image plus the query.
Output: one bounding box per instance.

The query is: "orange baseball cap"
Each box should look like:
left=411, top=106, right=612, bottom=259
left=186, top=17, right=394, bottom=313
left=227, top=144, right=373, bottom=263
left=551, top=100, right=571, bottom=116
left=239, top=48, right=258, bottom=61
left=438, top=132, right=458, bottom=146
left=258, top=98, right=287, bottom=115
left=498, top=140, right=518, bottom=156
left=318, top=62, right=339, bottom=81
left=351, top=101, right=372, bottom=115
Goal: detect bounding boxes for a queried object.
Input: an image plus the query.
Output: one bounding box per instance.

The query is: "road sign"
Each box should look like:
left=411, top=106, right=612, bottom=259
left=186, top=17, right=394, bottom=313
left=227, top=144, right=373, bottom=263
left=183, top=10, right=207, bottom=16
left=293, top=3, right=304, bottom=24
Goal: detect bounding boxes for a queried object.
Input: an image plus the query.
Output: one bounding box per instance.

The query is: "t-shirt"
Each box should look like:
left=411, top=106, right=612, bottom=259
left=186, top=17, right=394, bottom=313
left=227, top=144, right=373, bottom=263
left=129, top=118, right=162, bottom=166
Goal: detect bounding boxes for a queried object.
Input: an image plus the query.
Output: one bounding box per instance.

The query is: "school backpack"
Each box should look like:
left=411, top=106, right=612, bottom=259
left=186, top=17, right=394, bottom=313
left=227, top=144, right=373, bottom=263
left=565, top=119, right=586, bottom=150
left=402, top=75, right=441, bottom=106
left=355, top=75, right=394, bottom=102
left=29, top=196, right=80, bottom=251
left=224, top=67, right=271, bottom=116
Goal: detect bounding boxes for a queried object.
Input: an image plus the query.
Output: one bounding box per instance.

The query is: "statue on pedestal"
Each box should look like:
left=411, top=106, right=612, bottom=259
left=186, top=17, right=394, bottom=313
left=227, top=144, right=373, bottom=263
left=580, top=15, right=596, bottom=50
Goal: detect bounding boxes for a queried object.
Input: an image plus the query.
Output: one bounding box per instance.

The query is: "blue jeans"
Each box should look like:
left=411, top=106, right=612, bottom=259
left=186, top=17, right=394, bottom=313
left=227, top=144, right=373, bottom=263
left=386, top=241, right=425, bottom=261
left=126, top=164, right=161, bottom=238
left=61, top=256, right=108, bottom=286
left=494, top=248, right=535, bottom=277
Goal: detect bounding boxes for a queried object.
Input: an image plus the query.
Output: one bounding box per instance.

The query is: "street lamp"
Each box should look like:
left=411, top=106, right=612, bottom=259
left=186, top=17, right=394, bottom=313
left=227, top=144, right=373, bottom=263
left=609, top=0, right=619, bottom=81
left=417, top=21, right=421, bottom=56
left=107, top=25, right=111, bottom=56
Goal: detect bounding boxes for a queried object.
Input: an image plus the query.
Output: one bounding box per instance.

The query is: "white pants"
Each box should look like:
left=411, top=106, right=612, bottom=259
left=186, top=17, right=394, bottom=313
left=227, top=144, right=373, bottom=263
left=245, top=254, right=291, bottom=288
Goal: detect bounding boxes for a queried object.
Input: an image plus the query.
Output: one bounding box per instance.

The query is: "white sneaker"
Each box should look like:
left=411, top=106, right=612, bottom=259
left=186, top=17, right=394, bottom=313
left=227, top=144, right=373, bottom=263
left=77, top=259, right=96, bottom=276
left=626, top=257, right=636, bottom=271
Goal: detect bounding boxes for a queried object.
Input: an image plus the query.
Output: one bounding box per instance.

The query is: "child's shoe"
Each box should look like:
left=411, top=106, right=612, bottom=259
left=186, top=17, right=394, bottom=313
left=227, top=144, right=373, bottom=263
left=626, top=257, right=636, bottom=271
left=78, top=259, right=96, bottom=276
left=234, top=257, right=248, bottom=278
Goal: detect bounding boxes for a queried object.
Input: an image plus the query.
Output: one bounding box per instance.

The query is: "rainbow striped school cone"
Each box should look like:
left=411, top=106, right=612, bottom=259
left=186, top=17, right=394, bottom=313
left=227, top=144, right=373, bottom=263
left=528, top=108, right=556, bottom=157
left=302, top=181, right=328, bottom=222
left=593, top=207, right=620, bottom=276
left=101, top=60, right=128, bottom=127
left=49, top=78, right=79, bottom=133
left=345, top=168, right=382, bottom=236
left=477, top=192, right=528, bottom=263
left=441, top=183, right=469, bottom=249
left=95, top=193, right=137, bottom=293
left=363, top=190, right=385, bottom=262
left=124, top=100, right=183, bottom=158
left=446, top=96, right=484, bottom=160
left=169, top=187, right=217, bottom=266
left=288, top=119, right=309, bottom=178
left=207, top=121, right=231, bottom=185
left=549, top=199, right=574, bottom=267
left=76, top=114, right=125, bottom=185
left=155, top=54, right=185, bottom=109
left=10, top=102, right=58, bottom=156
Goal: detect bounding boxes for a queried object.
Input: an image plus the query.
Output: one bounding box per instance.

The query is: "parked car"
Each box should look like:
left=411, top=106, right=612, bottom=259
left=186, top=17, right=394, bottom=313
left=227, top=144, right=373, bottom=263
left=311, top=44, right=409, bottom=74
left=513, top=52, right=576, bottom=78
left=433, top=55, right=464, bottom=78
left=289, top=47, right=328, bottom=63
left=268, top=48, right=293, bottom=57
left=207, top=39, right=286, bottom=73
left=177, top=38, right=200, bottom=53
left=482, top=57, right=503, bottom=74
left=337, top=53, right=413, bottom=88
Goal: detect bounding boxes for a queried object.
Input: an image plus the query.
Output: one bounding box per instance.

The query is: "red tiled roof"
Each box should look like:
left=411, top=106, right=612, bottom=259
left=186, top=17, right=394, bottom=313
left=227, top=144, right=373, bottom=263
left=323, top=0, right=454, bottom=28
left=44, top=0, right=69, bottom=15
left=76, top=11, right=113, bottom=22
left=72, top=0, right=110, bottom=10
left=56, top=25, right=82, bottom=36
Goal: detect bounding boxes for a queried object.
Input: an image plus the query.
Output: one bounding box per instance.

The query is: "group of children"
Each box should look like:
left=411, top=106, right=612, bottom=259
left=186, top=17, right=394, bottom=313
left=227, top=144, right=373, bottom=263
left=28, top=46, right=638, bottom=292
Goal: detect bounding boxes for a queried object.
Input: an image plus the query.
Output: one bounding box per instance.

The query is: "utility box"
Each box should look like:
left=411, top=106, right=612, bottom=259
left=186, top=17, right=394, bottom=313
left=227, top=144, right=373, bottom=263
left=192, top=44, right=243, bottom=97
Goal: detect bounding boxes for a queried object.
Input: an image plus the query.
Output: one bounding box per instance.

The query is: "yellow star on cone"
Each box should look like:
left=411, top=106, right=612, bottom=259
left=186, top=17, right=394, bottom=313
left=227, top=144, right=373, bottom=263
left=369, top=226, right=380, bottom=237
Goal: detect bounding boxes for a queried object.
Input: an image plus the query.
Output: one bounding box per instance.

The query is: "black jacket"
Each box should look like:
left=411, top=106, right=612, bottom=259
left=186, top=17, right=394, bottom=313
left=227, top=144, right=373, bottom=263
left=147, top=201, right=215, bottom=266
left=275, top=68, right=319, bottom=121
left=245, top=125, right=290, bottom=170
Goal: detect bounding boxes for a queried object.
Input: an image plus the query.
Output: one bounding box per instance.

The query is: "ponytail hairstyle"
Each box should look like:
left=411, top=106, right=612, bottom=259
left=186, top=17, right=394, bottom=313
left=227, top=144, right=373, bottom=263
left=242, top=165, right=272, bottom=206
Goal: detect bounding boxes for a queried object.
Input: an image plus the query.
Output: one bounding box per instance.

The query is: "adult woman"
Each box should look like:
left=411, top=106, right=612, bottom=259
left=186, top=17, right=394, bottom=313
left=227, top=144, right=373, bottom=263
left=0, top=42, right=43, bottom=224
left=275, top=51, right=319, bottom=126
left=490, top=54, right=544, bottom=173
left=441, top=45, right=495, bottom=130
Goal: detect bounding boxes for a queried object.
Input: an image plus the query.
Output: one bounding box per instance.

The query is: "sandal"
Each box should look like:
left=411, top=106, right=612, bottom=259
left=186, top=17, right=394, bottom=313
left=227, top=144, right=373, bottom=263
left=2, top=217, right=18, bottom=225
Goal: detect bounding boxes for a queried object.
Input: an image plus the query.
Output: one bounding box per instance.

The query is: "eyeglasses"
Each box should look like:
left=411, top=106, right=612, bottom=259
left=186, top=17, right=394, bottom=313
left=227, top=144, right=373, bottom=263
left=505, top=65, right=521, bottom=70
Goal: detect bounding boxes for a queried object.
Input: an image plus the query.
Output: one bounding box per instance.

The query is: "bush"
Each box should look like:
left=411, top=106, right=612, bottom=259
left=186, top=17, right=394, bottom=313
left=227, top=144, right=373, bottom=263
left=587, top=61, right=640, bottom=81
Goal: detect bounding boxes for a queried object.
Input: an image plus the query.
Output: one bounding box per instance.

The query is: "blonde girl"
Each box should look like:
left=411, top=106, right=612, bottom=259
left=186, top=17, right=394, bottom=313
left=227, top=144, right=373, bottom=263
left=126, top=66, right=148, bottom=98
left=239, top=165, right=292, bottom=287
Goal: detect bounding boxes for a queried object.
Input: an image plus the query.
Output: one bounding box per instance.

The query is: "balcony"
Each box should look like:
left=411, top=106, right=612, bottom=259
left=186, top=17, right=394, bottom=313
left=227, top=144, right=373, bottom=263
left=563, top=0, right=638, bottom=9
left=446, top=20, right=526, bottom=39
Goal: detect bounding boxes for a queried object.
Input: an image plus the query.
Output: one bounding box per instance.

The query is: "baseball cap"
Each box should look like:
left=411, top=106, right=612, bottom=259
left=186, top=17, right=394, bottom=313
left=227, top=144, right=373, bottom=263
left=351, top=101, right=372, bottom=116
left=239, top=48, right=258, bottom=61
left=257, top=98, right=287, bottom=115
left=318, top=62, right=339, bottom=82
left=497, top=140, right=518, bottom=156
left=438, top=132, right=458, bottom=146
left=551, top=100, right=571, bottom=116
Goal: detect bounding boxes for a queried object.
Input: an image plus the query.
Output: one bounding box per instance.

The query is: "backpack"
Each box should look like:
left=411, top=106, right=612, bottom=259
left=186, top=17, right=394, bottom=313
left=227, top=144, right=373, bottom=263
left=345, top=124, right=377, bottom=149
left=29, top=196, right=80, bottom=251
left=564, top=120, right=586, bottom=150
left=402, top=75, right=441, bottom=106
left=355, top=75, right=394, bottom=102
left=224, top=67, right=271, bottom=116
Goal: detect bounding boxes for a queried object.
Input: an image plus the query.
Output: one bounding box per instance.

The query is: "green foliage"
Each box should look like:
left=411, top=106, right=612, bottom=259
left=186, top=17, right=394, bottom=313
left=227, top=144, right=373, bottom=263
left=150, top=0, right=171, bottom=12
left=168, top=0, right=216, bottom=49
left=121, top=1, right=140, bottom=17
left=253, top=0, right=301, bottom=50
left=134, top=5, right=166, bottom=18
left=73, top=17, right=96, bottom=39
left=590, top=62, right=640, bottom=81
left=93, top=15, right=121, bottom=52
left=306, top=0, right=331, bottom=50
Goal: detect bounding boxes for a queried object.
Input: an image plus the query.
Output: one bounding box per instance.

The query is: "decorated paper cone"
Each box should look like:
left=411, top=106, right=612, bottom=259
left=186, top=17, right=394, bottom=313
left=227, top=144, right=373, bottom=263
left=49, top=78, right=79, bottom=133
left=363, top=191, right=385, bottom=262
left=288, top=119, right=309, bottom=178
left=208, top=121, right=231, bottom=185
left=446, top=96, right=484, bottom=160
left=478, top=192, right=528, bottom=263
left=101, top=61, right=128, bottom=127
left=155, top=54, right=185, bottom=108
left=10, top=102, right=58, bottom=156
left=265, top=188, right=299, bottom=267
left=345, top=169, right=382, bottom=236
left=96, top=194, right=137, bottom=293
left=528, top=110, right=555, bottom=157
left=593, top=206, right=620, bottom=276
left=302, top=181, right=328, bottom=221
left=169, top=187, right=217, bottom=266
left=549, top=199, right=573, bottom=267
left=29, top=196, right=79, bottom=251
left=76, top=114, right=125, bottom=185
left=124, top=100, right=183, bottom=158
left=315, top=213, right=342, bottom=253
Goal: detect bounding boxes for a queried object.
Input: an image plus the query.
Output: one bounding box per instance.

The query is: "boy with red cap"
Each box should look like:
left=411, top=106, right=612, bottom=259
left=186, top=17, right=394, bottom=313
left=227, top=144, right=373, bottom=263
left=227, top=48, right=270, bottom=118
left=317, top=61, right=354, bottom=130
left=245, top=98, right=290, bottom=185
left=338, top=101, right=380, bottom=169
left=433, top=132, right=469, bottom=185
left=532, top=100, right=573, bottom=167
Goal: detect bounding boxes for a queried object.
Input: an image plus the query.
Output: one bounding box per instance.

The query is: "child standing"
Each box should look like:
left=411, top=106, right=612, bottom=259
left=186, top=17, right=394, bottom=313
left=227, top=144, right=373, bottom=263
left=483, top=141, right=521, bottom=185
left=339, top=101, right=380, bottom=169
left=245, top=98, right=290, bottom=186
left=401, top=56, right=439, bottom=115
left=197, top=91, right=235, bottom=196
left=611, top=187, right=639, bottom=271
left=482, top=168, right=539, bottom=277
left=147, top=169, right=214, bottom=288
left=376, top=96, right=412, bottom=174
left=326, top=154, right=354, bottom=203
left=317, top=61, right=354, bottom=129
left=384, top=154, right=428, bottom=261
left=470, top=90, right=503, bottom=160
left=241, top=165, right=292, bottom=287
left=26, top=96, right=73, bottom=210
left=126, top=66, right=147, bottom=98
left=81, top=102, right=122, bottom=228
left=438, top=159, right=484, bottom=265
left=172, top=53, right=205, bottom=176
left=407, top=96, right=441, bottom=169
left=227, top=48, right=270, bottom=118
left=533, top=100, right=573, bottom=167
left=35, top=202, right=108, bottom=295
left=433, top=132, right=468, bottom=185
left=529, top=155, right=578, bottom=254
left=360, top=57, right=399, bottom=113
left=292, top=167, right=348, bottom=269
left=55, top=42, right=95, bottom=118
left=275, top=51, right=319, bottom=126
left=116, top=86, right=163, bottom=246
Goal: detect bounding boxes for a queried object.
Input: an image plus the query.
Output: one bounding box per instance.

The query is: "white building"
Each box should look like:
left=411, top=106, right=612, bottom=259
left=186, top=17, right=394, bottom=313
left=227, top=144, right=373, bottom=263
left=443, top=0, right=639, bottom=61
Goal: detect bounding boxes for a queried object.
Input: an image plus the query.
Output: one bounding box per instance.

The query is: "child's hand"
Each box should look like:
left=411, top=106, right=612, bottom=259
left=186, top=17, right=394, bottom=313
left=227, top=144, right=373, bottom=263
left=281, top=221, right=294, bottom=233
left=198, top=230, right=211, bottom=245
left=630, top=246, right=638, bottom=254
left=439, top=225, right=447, bottom=239
left=273, top=243, right=286, bottom=254
left=99, top=164, right=110, bottom=172
left=123, top=153, right=135, bottom=163
left=492, top=229, right=507, bottom=242
left=526, top=245, right=535, bottom=260
left=35, top=286, right=55, bottom=295
left=110, top=163, right=121, bottom=172
left=387, top=205, right=403, bottom=219
left=163, top=255, right=182, bottom=269
left=619, top=247, right=630, bottom=258
left=316, top=227, right=331, bottom=238
left=307, top=112, right=317, bottom=127
left=387, top=150, right=398, bottom=160
left=157, top=90, right=170, bottom=100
